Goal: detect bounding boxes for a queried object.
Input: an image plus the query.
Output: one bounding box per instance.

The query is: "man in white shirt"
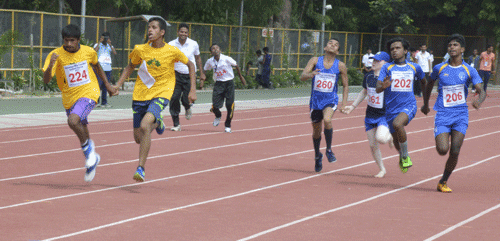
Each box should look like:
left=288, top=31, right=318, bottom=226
left=362, top=48, right=374, bottom=75
left=203, top=44, right=246, bottom=133
left=94, top=32, right=117, bottom=107
left=168, top=23, right=206, bottom=131
left=415, top=44, right=432, bottom=97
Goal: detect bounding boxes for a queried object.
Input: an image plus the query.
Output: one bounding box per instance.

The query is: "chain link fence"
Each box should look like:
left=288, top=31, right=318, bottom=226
left=0, top=9, right=490, bottom=92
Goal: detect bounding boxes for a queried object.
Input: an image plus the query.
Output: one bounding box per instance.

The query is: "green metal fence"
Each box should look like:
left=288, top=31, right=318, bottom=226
left=0, top=9, right=489, bottom=88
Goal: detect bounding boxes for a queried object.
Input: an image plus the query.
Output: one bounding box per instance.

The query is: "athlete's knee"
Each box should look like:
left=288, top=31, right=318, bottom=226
left=376, top=127, right=391, bottom=144
left=449, top=145, right=461, bottom=157
left=67, top=114, right=81, bottom=128
left=436, top=145, right=449, bottom=156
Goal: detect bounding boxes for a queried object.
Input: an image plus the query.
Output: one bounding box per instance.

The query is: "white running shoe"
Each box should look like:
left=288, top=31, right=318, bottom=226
left=186, top=108, right=192, bottom=120
left=84, top=153, right=100, bottom=182
left=213, top=117, right=221, bottom=127
left=170, top=125, right=181, bottom=131
left=224, top=127, right=232, bottom=133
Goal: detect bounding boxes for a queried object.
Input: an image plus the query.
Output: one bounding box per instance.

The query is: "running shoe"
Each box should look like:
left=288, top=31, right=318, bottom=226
left=213, top=117, right=221, bottom=127
left=186, top=108, right=192, bottom=120
left=82, top=139, right=97, bottom=168
left=399, top=156, right=412, bottom=173
left=84, top=153, right=100, bottom=182
left=224, top=127, right=232, bottom=133
left=133, top=166, right=145, bottom=182
left=437, top=182, right=452, bottom=193
left=326, top=149, right=337, bottom=163
left=315, top=153, right=323, bottom=172
left=170, top=125, right=181, bottom=131
left=156, top=115, right=165, bottom=135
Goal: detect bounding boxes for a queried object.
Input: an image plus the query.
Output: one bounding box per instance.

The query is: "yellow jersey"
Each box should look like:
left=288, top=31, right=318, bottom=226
left=43, top=45, right=100, bottom=109
left=129, top=42, right=189, bottom=101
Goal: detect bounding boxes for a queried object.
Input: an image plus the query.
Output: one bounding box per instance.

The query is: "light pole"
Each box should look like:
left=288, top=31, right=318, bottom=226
left=320, top=2, right=332, bottom=54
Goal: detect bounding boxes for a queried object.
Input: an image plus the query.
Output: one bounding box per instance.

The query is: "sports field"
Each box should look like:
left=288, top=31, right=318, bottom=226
left=1, top=87, right=499, bottom=240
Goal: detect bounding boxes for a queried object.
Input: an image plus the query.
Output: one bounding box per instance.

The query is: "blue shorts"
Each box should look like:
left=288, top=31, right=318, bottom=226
left=310, top=104, right=337, bottom=123
left=132, top=98, right=168, bottom=128
left=365, top=116, right=388, bottom=132
left=386, top=105, right=417, bottom=134
left=434, top=110, right=469, bottom=137
left=65, top=98, right=96, bottom=125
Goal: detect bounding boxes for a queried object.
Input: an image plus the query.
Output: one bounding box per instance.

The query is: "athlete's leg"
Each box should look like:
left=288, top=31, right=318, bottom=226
left=67, top=114, right=89, bottom=145
left=392, top=112, right=410, bottom=158
left=224, top=80, right=235, bottom=128
left=211, top=81, right=224, bottom=119
left=368, top=128, right=386, bottom=177
left=375, top=124, right=392, bottom=145
left=169, top=81, right=183, bottom=127
left=322, top=106, right=335, bottom=150
left=136, top=113, right=158, bottom=168
left=435, top=132, right=450, bottom=156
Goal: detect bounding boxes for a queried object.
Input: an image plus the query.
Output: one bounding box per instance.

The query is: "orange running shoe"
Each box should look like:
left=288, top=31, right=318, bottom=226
left=437, top=182, right=452, bottom=193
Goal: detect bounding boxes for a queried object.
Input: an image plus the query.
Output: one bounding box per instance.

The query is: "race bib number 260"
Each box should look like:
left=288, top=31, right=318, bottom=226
left=64, top=61, right=91, bottom=88
left=314, top=73, right=336, bottom=92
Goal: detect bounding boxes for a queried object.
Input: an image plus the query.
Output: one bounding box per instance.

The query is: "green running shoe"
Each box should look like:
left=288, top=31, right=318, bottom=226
left=399, top=156, right=412, bottom=173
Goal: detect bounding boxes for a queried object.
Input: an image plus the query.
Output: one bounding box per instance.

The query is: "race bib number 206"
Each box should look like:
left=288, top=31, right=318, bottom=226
left=314, top=73, right=336, bottom=92
left=443, top=84, right=466, bottom=107
left=64, top=61, right=91, bottom=88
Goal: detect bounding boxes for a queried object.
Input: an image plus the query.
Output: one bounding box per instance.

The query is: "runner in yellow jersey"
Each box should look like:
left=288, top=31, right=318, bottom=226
left=114, top=17, right=197, bottom=182
left=42, top=24, right=117, bottom=182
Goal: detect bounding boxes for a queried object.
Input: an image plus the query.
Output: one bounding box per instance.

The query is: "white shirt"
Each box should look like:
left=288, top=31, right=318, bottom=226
left=416, top=51, right=432, bottom=72
left=204, top=54, right=237, bottom=82
left=362, top=53, right=374, bottom=67
left=168, top=37, right=200, bottom=74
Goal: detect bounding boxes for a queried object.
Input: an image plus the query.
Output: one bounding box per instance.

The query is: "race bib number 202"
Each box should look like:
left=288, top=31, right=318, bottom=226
left=64, top=61, right=91, bottom=88
left=391, top=71, right=413, bottom=92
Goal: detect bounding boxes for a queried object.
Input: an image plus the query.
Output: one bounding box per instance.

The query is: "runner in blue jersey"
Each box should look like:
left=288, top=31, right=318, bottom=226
left=421, top=34, right=486, bottom=193
left=300, top=38, right=349, bottom=172
left=344, top=51, right=393, bottom=178
left=376, top=37, right=426, bottom=173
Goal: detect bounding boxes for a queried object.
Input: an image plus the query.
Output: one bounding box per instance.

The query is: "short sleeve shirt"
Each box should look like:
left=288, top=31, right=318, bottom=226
left=479, top=51, right=495, bottom=71
left=204, top=54, right=237, bottom=82
left=416, top=51, right=431, bottom=73
left=95, top=43, right=113, bottom=71
left=129, top=42, right=189, bottom=101
left=362, top=71, right=385, bottom=118
left=42, top=45, right=100, bottom=109
left=378, top=60, right=425, bottom=114
left=168, top=37, right=200, bottom=74
left=431, top=61, right=482, bottom=112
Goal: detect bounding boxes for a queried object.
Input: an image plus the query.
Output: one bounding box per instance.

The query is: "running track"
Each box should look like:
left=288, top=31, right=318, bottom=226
left=1, top=92, right=500, bottom=240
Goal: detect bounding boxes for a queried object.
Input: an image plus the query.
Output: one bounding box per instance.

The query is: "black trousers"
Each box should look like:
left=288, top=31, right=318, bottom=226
left=212, top=80, right=235, bottom=127
left=169, top=72, right=191, bottom=126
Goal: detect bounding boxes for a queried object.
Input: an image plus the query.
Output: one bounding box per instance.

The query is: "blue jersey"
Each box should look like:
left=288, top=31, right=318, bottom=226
left=309, top=56, right=340, bottom=110
left=362, top=71, right=385, bottom=118
left=431, top=60, right=482, bottom=112
left=378, top=60, right=425, bottom=114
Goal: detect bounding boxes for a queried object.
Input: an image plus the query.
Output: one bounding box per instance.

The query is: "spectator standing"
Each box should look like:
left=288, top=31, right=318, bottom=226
left=467, top=49, right=480, bottom=71
left=415, top=44, right=432, bottom=97
left=362, top=48, right=374, bottom=75
left=94, top=32, right=117, bottom=107
left=255, top=50, right=265, bottom=88
left=262, top=47, right=273, bottom=89
left=479, top=45, right=495, bottom=94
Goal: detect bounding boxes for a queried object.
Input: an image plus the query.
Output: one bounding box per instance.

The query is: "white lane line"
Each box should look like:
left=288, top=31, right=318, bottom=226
left=42, top=144, right=500, bottom=241
left=424, top=203, right=500, bottom=241
left=237, top=154, right=500, bottom=241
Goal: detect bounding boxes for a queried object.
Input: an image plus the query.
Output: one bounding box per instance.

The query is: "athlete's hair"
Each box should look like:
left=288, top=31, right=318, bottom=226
left=386, top=37, right=410, bottom=52
left=486, top=44, right=493, bottom=49
left=256, top=50, right=262, bottom=55
left=447, top=34, right=466, bottom=48
left=148, top=17, right=167, bottom=37
left=263, top=47, right=269, bottom=52
left=178, top=22, right=189, bottom=31
left=61, top=24, right=81, bottom=39
left=209, top=43, right=219, bottom=52
left=102, top=32, right=110, bottom=37
left=420, top=44, right=427, bottom=47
